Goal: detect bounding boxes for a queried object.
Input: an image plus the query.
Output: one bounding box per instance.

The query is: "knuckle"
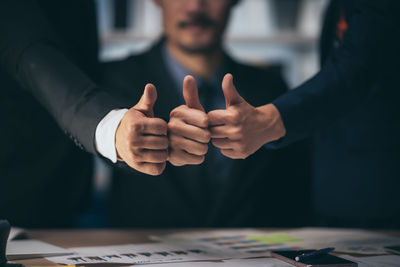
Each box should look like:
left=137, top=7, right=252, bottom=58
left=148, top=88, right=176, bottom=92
left=199, top=144, right=209, bottom=155
left=167, top=119, right=180, bottom=132
left=168, top=153, right=183, bottom=166
left=169, top=108, right=178, bottom=118
left=130, top=136, right=142, bottom=147
left=124, top=138, right=134, bottom=149
left=169, top=109, right=177, bottom=118
left=128, top=120, right=143, bottom=133
left=211, top=138, right=218, bottom=147
left=147, top=151, right=164, bottom=162
left=150, top=164, right=165, bottom=176
left=156, top=164, right=166, bottom=175
left=231, top=152, right=244, bottom=160
left=168, top=149, right=178, bottom=159
left=228, top=108, right=241, bottom=121
left=131, top=149, right=142, bottom=160
left=159, top=150, right=169, bottom=161
left=200, top=114, right=209, bottom=127
left=240, top=154, right=248, bottom=159
left=170, top=105, right=185, bottom=118
left=221, top=150, right=230, bottom=158
left=236, top=146, right=249, bottom=159
left=232, top=127, right=244, bottom=139
left=202, top=130, right=211, bottom=142
left=155, top=117, right=167, bottom=126
left=160, top=121, right=168, bottom=133
left=196, top=155, right=205, bottom=164
left=160, top=137, right=169, bottom=149
left=170, top=159, right=184, bottom=167
left=238, top=143, right=247, bottom=153
left=125, top=151, right=137, bottom=163
left=169, top=134, right=182, bottom=147
left=125, top=160, right=138, bottom=171
left=207, top=112, right=216, bottom=122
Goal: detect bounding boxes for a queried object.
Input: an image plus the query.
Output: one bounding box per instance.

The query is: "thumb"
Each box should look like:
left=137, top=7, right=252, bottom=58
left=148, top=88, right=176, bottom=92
left=183, top=75, right=204, bottom=111
left=134, top=83, right=157, bottom=117
left=222, top=73, right=244, bottom=107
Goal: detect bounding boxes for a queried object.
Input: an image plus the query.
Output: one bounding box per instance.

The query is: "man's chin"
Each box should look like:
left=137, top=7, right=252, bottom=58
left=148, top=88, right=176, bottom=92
left=178, top=42, right=218, bottom=55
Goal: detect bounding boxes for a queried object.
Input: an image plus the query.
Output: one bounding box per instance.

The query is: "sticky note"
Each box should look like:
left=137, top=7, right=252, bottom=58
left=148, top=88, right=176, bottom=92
left=247, top=233, right=301, bottom=244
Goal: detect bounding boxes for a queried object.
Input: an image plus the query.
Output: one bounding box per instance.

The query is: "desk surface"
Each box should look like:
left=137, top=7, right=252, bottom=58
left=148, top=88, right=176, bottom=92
left=16, top=229, right=251, bottom=266
left=14, top=228, right=400, bottom=266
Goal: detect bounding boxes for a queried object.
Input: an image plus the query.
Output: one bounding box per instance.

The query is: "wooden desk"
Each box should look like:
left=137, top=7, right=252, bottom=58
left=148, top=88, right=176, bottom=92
left=13, top=228, right=400, bottom=266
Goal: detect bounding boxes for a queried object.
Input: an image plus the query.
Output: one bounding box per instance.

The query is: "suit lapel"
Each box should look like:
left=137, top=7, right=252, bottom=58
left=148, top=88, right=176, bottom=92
left=144, top=41, right=183, bottom=121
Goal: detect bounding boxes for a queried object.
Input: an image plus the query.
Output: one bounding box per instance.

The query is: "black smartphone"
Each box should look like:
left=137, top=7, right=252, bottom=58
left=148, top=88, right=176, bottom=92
left=385, top=245, right=400, bottom=255
left=271, top=250, right=357, bottom=267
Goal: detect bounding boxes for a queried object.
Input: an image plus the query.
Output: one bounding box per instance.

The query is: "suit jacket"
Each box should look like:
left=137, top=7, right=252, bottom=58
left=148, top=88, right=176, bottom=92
left=102, top=40, right=311, bottom=228
left=0, top=0, right=109, bottom=227
left=0, top=0, right=123, bottom=154
left=272, top=0, right=400, bottom=227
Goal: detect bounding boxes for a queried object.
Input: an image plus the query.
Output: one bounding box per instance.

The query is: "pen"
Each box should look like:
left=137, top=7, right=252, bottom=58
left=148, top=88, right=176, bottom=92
left=295, top=247, right=335, bottom=262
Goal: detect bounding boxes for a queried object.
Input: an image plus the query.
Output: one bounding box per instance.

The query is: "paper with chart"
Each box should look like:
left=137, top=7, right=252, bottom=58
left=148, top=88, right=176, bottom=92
left=153, top=228, right=400, bottom=255
left=46, top=242, right=242, bottom=265
left=151, top=230, right=300, bottom=257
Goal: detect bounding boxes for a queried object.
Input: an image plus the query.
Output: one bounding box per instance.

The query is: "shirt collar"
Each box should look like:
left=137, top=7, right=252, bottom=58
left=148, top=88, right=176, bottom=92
left=161, top=42, right=228, bottom=93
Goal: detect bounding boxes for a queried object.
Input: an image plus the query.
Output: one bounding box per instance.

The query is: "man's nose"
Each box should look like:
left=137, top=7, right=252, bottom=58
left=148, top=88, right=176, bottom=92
left=184, top=0, right=206, bottom=13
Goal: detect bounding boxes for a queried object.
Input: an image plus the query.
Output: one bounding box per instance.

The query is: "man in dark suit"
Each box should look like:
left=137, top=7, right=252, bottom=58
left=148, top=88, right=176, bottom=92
left=102, top=0, right=311, bottom=227
left=0, top=0, right=170, bottom=227
left=208, top=0, right=400, bottom=228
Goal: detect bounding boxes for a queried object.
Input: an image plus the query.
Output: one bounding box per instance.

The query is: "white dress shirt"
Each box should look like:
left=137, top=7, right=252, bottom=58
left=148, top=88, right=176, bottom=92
left=95, top=108, right=128, bottom=162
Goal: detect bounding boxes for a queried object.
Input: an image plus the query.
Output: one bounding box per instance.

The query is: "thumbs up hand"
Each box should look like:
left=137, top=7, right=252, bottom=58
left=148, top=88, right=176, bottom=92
left=115, top=84, right=169, bottom=175
left=168, top=75, right=211, bottom=166
left=208, top=74, right=286, bottom=159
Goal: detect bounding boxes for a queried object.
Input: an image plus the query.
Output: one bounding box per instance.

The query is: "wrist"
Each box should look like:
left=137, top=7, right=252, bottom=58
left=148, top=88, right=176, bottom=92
left=257, top=104, right=286, bottom=144
left=115, top=123, right=123, bottom=161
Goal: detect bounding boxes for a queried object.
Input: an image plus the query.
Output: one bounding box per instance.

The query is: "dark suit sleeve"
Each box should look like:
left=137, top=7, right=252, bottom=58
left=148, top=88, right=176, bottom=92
left=271, top=0, right=400, bottom=146
left=0, top=0, right=126, bottom=154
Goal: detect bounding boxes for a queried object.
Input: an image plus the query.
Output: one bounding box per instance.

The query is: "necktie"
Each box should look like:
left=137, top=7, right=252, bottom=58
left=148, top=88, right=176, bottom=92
left=198, top=81, right=214, bottom=113
left=198, top=82, right=231, bottom=184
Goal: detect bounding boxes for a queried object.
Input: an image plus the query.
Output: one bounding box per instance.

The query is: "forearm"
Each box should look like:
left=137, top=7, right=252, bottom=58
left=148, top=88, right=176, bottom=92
left=271, top=0, right=399, bottom=146
left=16, top=43, right=127, bottom=154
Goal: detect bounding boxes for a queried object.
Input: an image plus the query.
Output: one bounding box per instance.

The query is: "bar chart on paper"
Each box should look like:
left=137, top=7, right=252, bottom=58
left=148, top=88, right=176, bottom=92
left=152, top=230, right=302, bottom=257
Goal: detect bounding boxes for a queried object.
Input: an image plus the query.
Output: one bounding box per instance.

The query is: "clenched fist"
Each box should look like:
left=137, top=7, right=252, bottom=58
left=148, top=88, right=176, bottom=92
left=116, top=84, right=169, bottom=175
left=168, top=75, right=211, bottom=166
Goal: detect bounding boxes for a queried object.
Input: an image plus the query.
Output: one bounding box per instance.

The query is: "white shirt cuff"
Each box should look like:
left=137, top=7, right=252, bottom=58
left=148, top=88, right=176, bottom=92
left=95, top=109, right=128, bottom=163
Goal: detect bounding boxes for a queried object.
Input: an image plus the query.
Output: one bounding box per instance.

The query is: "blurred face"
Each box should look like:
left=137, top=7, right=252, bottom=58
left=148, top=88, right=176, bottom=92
left=155, top=0, right=235, bottom=54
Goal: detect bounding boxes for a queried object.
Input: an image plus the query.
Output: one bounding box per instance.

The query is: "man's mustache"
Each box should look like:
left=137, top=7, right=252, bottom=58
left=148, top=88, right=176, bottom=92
left=178, top=16, right=216, bottom=29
